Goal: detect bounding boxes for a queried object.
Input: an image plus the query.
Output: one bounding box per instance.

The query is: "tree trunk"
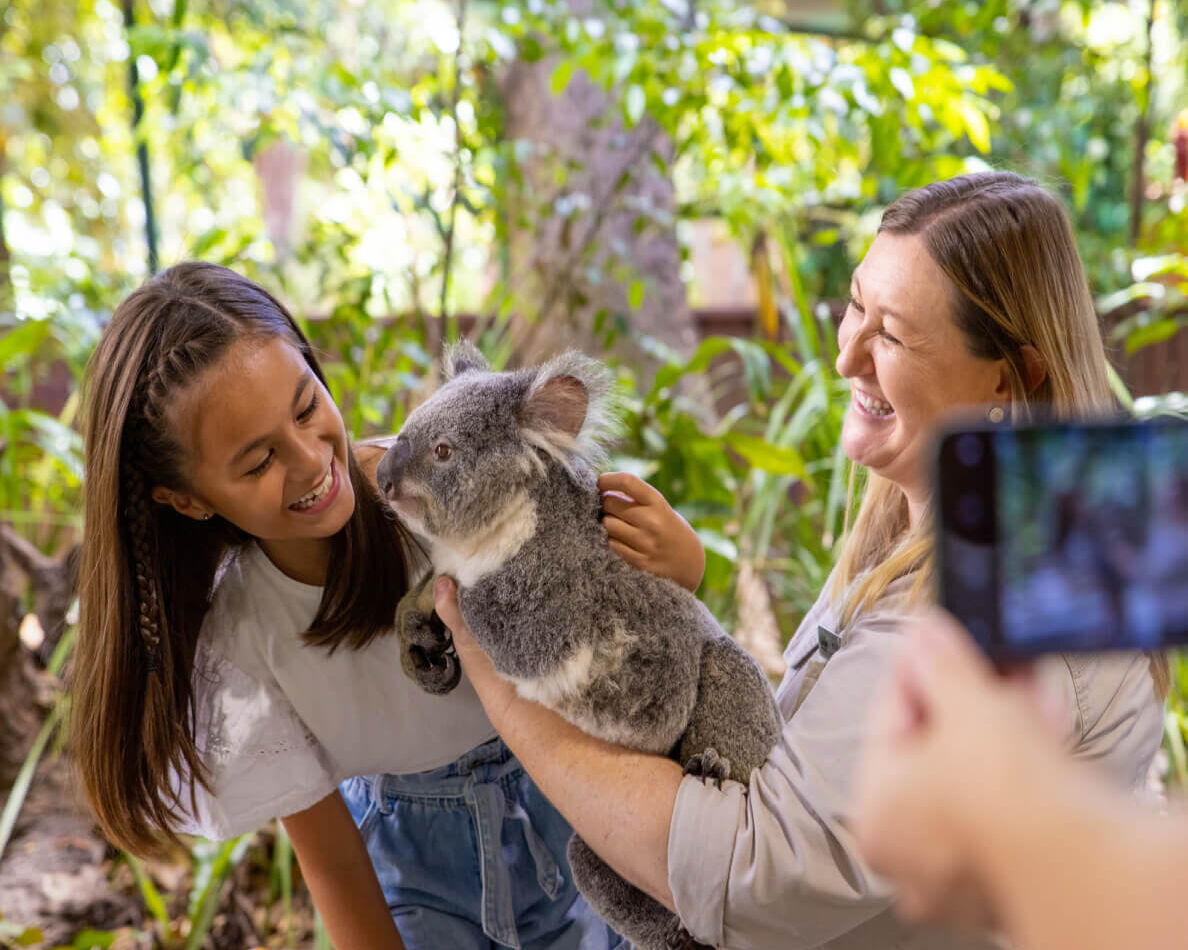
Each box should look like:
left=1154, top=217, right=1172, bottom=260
left=498, top=5, right=696, bottom=365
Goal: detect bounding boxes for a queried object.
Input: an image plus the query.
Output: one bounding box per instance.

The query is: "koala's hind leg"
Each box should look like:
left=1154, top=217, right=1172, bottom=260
left=394, top=575, right=461, bottom=694
left=567, top=836, right=709, bottom=950
left=679, top=634, right=782, bottom=783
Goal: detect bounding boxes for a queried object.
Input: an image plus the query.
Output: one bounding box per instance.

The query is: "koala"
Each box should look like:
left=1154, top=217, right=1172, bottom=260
left=377, top=342, right=782, bottom=950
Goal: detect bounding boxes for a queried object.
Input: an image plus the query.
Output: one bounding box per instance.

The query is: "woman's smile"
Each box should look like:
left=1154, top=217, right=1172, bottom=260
left=852, top=388, right=895, bottom=419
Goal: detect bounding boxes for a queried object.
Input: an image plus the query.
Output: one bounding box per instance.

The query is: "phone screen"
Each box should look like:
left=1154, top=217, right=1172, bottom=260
left=936, top=416, right=1188, bottom=658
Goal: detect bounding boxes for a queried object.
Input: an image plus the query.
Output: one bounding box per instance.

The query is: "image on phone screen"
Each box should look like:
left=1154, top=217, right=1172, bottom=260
left=936, top=417, right=1188, bottom=658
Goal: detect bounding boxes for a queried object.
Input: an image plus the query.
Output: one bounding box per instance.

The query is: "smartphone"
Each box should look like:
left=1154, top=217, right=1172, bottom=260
left=935, top=415, right=1188, bottom=660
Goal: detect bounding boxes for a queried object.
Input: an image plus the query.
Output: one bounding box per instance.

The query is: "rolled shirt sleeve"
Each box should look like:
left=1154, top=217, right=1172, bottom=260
left=669, top=614, right=904, bottom=950
left=667, top=577, right=1162, bottom=950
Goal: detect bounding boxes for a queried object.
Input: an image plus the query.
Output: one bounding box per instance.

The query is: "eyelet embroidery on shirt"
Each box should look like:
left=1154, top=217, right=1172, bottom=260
left=193, top=642, right=320, bottom=766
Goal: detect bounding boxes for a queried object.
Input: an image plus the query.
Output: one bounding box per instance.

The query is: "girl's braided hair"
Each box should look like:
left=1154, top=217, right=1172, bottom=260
left=72, top=262, right=413, bottom=856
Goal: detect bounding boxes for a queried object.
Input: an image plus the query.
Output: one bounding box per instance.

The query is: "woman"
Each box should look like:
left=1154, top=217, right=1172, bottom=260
left=70, top=263, right=703, bottom=949
left=434, top=172, right=1168, bottom=948
left=853, top=609, right=1185, bottom=950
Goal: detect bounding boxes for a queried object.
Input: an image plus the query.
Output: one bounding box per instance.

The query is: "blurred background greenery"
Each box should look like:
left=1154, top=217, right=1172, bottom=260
left=2, top=0, right=1188, bottom=946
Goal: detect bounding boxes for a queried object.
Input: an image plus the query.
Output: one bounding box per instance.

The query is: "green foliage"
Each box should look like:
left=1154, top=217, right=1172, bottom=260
left=4, top=0, right=1188, bottom=941
left=615, top=319, right=850, bottom=628
left=1165, top=651, right=1188, bottom=787
left=848, top=0, right=1188, bottom=295
left=0, top=911, right=45, bottom=948
left=1101, top=253, right=1188, bottom=357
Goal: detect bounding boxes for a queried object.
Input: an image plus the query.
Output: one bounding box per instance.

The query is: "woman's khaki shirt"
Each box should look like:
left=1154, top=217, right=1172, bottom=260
left=667, top=571, right=1165, bottom=950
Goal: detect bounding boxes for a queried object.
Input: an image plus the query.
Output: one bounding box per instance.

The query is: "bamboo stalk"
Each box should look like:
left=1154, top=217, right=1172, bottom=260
left=121, top=0, right=160, bottom=274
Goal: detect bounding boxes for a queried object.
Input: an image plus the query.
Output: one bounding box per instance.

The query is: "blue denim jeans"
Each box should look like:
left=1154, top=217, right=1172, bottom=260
left=340, top=737, right=625, bottom=949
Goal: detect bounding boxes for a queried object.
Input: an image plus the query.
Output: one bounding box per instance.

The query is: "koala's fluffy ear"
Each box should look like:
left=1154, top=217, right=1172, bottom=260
left=520, top=376, right=588, bottom=438
left=443, top=340, right=489, bottom=380
left=518, top=352, right=617, bottom=469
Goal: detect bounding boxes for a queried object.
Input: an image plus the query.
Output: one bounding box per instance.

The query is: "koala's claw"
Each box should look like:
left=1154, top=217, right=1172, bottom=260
left=397, top=587, right=462, bottom=694
left=664, top=919, right=712, bottom=950
left=683, top=748, right=730, bottom=788
left=408, top=636, right=462, bottom=694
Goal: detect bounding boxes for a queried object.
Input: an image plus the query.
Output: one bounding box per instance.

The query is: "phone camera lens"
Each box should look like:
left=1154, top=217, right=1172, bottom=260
left=955, top=433, right=984, bottom=468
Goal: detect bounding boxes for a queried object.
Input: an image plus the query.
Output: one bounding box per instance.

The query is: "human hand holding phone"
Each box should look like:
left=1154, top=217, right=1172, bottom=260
left=853, top=609, right=1070, bottom=926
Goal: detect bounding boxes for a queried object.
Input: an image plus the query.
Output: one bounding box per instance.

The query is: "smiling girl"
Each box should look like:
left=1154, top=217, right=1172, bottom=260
left=69, top=262, right=702, bottom=949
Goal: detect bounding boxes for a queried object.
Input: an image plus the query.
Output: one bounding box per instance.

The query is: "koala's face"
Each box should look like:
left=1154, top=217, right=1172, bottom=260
left=377, top=370, right=538, bottom=544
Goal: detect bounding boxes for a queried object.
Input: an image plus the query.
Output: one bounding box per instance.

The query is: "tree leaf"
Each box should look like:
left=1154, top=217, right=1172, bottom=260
left=958, top=99, right=991, bottom=153
left=723, top=432, right=807, bottom=478
left=550, top=59, right=575, bottom=96
left=625, top=84, right=646, bottom=126
left=1125, top=317, right=1184, bottom=355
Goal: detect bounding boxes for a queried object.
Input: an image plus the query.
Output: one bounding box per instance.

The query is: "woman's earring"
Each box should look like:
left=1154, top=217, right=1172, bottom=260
left=987, top=405, right=1007, bottom=424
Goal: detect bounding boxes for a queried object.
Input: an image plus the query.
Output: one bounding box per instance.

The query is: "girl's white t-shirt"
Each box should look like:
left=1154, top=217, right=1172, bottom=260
left=175, top=542, right=497, bottom=840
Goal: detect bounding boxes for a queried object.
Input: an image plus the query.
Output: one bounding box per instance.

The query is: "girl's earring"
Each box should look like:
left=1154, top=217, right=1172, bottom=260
left=201, top=513, right=213, bottom=521
left=987, top=405, right=1007, bottom=424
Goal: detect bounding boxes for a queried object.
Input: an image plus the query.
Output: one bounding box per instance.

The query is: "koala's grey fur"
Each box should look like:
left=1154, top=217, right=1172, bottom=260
left=378, top=341, right=782, bottom=950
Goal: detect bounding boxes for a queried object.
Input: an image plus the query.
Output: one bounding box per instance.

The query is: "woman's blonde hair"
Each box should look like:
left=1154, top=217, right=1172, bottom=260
left=72, top=263, right=416, bottom=856
left=829, top=171, right=1169, bottom=697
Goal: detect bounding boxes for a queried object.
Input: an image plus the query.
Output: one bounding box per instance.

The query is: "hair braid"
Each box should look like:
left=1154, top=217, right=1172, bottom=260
left=122, top=457, right=164, bottom=673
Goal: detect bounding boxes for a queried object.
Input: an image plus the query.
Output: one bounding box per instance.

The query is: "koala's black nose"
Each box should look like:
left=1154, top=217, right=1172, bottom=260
left=377, top=437, right=411, bottom=500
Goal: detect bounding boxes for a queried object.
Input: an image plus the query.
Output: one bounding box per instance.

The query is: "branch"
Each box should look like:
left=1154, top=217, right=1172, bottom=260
left=121, top=0, right=160, bottom=275
left=534, top=120, right=664, bottom=325
left=0, top=523, right=52, bottom=579
left=1130, top=0, right=1158, bottom=245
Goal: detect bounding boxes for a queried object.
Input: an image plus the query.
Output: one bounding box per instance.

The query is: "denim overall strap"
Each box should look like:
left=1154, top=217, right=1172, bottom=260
left=465, top=769, right=562, bottom=949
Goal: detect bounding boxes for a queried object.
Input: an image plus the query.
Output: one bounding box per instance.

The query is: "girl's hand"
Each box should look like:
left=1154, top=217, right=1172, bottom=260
left=597, top=472, right=705, bottom=592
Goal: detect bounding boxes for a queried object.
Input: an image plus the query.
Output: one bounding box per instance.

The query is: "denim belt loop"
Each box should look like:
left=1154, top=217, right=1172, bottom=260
left=465, top=771, right=563, bottom=949
left=373, top=774, right=395, bottom=816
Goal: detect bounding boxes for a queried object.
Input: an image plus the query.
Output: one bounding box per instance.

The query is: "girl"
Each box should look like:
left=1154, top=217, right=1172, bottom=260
left=70, top=262, right=705, bottom=949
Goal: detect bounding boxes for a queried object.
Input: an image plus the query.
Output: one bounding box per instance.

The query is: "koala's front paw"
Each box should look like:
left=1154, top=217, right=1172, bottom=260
left=683, top=748, right=730, bottom=789
left=396, top=580, right=462, bottom=695
left=664, top=919, right=712, bottom=950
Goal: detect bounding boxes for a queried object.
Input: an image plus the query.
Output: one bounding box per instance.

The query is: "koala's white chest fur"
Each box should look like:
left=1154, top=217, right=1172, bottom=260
left=507, top=621, right=671, bottom=753
left=430, top=492, right=538, bottom=587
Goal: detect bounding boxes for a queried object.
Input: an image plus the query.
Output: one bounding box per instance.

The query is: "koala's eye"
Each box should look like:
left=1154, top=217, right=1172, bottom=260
left=433, top=443, right=453, bottom=462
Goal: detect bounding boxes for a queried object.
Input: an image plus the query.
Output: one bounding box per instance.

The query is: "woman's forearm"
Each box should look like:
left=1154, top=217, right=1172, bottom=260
left=282, top=791, right=406, bottom=950
left=487, top=687, right=683, bottom=909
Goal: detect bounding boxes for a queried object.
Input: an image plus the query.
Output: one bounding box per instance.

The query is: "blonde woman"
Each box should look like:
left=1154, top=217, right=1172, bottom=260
left=434, top=172, right=1168, bottom=949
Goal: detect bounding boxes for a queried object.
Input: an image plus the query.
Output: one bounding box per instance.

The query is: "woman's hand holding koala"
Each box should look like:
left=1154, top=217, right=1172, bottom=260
left=433, top=576, right=518, bottom=725
left=433, top=574, right=683, bottom=915
left=598, top=472, right=705, bottom=593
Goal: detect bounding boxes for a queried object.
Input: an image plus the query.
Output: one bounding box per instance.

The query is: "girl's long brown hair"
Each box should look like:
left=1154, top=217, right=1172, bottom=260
left=830, top=171, right=1170, bottom=698
left=73, top=262, right=414, bottom=856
